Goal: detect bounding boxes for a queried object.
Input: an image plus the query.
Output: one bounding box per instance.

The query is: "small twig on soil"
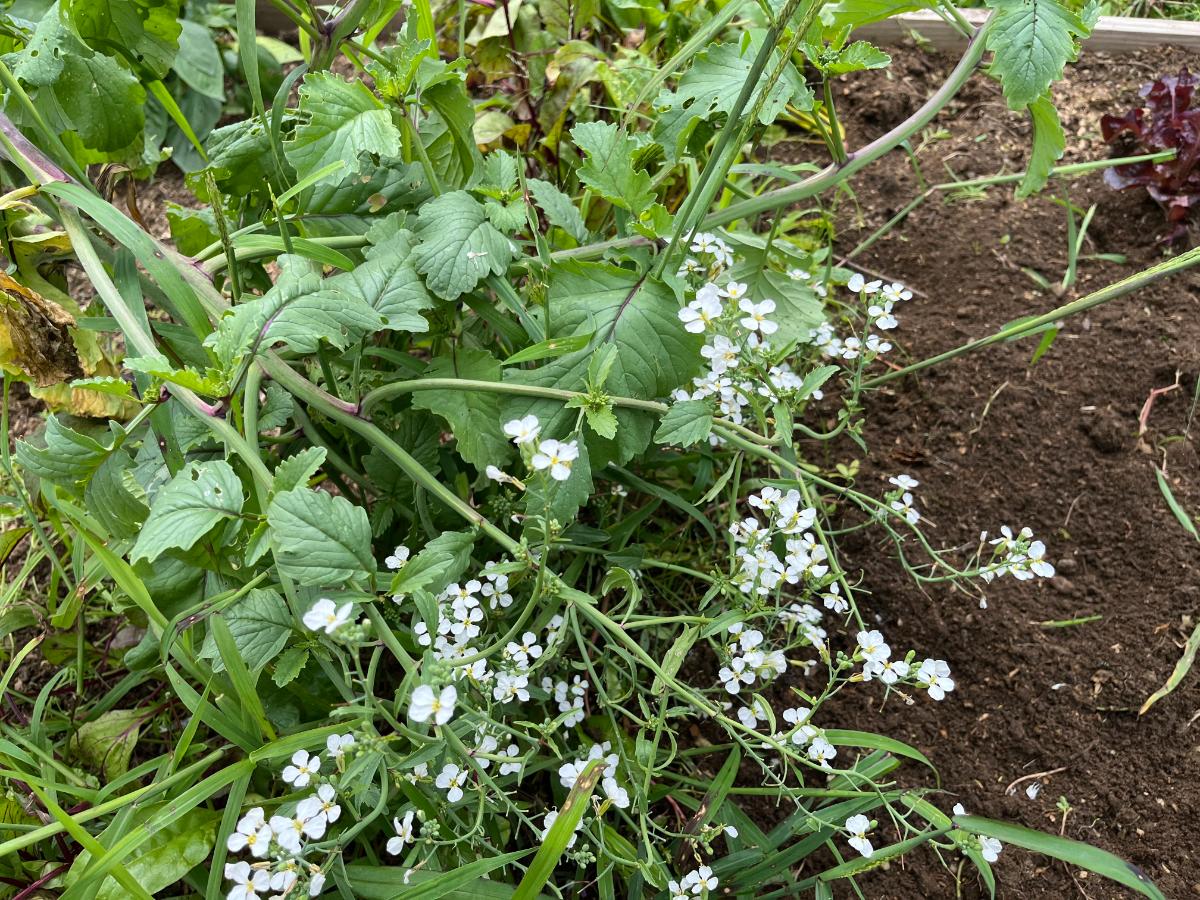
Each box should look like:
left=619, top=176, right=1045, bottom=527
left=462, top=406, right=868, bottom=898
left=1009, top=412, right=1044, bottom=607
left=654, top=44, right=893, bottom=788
left=968, top=379, right=1010, bottom=437
left=1136, top=371, right=1181, bottom=450
left=1004, top=765, right=1067, bottom=795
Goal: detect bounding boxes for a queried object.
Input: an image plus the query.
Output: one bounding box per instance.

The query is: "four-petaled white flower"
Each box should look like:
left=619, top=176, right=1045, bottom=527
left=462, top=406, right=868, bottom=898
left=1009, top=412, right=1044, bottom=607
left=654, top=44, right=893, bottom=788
left=531, top=439, right=579, bottom=481
left=326, top=732, right=355, bottom=763
left=226, top=807, right=270, bottom=857
left=302, top=598, right=352, bottom=634
left=281, top=749, right=321, bottom=788
left=889, top=474, right=919, bottom=490
left=296, top=783, right=341, bottom=828
left=409, top=684, right=458, bottom=725
left=916, top=658, right=955, bottom=700
left=890, top=491, right=920, bottom=525
left=738, top=298, right=778, bottom=335
left=503, top=414, right=541, bottom=445
left=436, top=763, right=468, bottom=802
left=678, top=293, right=723, bottom=333
left=387, top=810, right=417, bottom=855
left=224, top=861, right=270, bottom=900
left=980, top=835, right=1003, bottom=862
left=844, top=813, right=874, bottom=858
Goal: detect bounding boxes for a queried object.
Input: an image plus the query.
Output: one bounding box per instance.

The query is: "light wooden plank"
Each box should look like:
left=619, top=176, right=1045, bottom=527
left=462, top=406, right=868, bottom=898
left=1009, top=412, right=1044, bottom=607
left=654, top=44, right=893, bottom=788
left=857, top=8, right=1200, bottom=52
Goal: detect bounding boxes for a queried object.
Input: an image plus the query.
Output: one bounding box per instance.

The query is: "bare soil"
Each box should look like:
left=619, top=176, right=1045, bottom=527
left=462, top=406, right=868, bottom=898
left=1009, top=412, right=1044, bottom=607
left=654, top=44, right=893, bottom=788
left=803, top=44, right=1200, bottom=898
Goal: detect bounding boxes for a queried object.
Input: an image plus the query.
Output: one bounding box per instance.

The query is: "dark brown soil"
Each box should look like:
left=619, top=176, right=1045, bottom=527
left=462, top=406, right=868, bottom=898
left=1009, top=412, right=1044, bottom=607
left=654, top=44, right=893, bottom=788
left=804, top=44, right=1200, bottom=898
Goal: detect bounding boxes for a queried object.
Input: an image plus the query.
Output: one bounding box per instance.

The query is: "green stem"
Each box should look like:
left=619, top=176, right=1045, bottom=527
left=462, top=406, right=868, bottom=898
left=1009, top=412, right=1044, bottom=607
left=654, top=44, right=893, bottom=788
left=862, top=242, right=1200, bottom=388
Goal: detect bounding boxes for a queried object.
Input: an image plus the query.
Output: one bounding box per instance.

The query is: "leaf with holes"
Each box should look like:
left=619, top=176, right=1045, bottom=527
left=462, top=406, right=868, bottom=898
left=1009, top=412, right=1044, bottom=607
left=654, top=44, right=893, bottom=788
left=131, top=460, right=245, bottom=562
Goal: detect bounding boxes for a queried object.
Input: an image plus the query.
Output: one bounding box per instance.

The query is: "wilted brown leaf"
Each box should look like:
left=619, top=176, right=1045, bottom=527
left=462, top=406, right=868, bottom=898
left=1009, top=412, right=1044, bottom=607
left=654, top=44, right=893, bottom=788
left=0, top=269, right=83, bottom=387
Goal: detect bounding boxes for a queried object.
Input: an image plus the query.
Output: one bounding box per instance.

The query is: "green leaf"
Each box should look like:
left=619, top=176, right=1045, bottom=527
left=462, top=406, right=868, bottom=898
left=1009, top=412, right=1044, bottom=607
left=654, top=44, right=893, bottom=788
left=200, top=589, right=293, bottom=673
left=8, top=10, right=146, bottom=157
left=527, top=178, right=588, bottom=243
left=16, top=416, right=121, bottom=491
left=69, top=710, right=141, bottom=780
left=85, top=451, right=149, bottom=540
left=1139, top=620, right=1200, bottom=715
left=273, top=447, right=328, bottom=496
left=1155, top=467, right=1199, bottom=540
left=410, top=349, right=513, bottom=472
left=390, top=530, right=476, bottom=597
left=505, top=260, right=703, bottom=464
left=983, top=0, right=1091, bottom=110
left=1017, top=94, right=1065, bottom=198
left=272, top=647, right=309, bottom=688
left=329, top=230, right=434, bottom=333
left=653, top=32, right=812, bottom=162
left=131, top=460, right=244, bottom=563
left=172, top=18, right=224, bottom=99
left=513, top=759, right=606, bottom=900
left=822, top=0, right=932, bottom=28
left=583, top=403, right=618, bottom=439
left=655, top=400, right=713, bottom=447
left=94, top=809, right=217, bottom=900
left=207, top=267, right=386, bottom=369
left=824, top=41, right=891, bottom=75
left=954, top=815, right=1165, bottom=900
left=344, top=852, right=528, bottom=899
left=124, top=353, right=227, bottom=397
left=268, top=488, right=373, bottom=586
left=502, top=332, right=594, bottom=366
left=66, top=0, right=182, bottom=80
left=570, top=121, right=655, bottom=215
left=284, top=72, right=402, bottom=182
left=411, top=191, right=516, bottom=300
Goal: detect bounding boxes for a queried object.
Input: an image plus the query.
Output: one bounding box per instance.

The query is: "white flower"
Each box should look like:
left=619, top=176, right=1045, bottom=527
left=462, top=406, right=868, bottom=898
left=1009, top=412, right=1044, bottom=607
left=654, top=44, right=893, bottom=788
left=808, top=734, right=836, bottom=765
left=721, top=281, right=748, bottom=300
left=889, top=474, right=919, bottom=490
left=409, top=684, right=458, bottom=725
left=297, top=783, right=341, bottom=826
left=890, top=492, right=920, bottom=525
left=302, top=598, right=352, bottom=634
left=270, top=864, right=299, bottom=894
left=916, top=658, right=955, bottom=700
left=882, top=282, right=912, bottom=303
left=679, top=293, right=723, bottom=333
left=486, top=464, right=515, bottom=484
left=308, top=871, right=327, bottom=896
left=387, top=810, right=417, bottom=855
left=681, top=865, right=718, bottom=894
left=436, top=763, right=467, bottom=802
left=281, top=750, right=320, bottom=788
left=865, top=333, right=892, bottom=354
left=844, top=814, right=874, bottom=858
left=738, top=298, right=778, bottom=335
left=531, top=438, right=579, bottom=482
left=868, top=301, right=898, bottom=330
left=821, top=584, right=848, bottom=614
left=224, top=861, right=270, bottom=900
left=503, top=414, right=541, bottom=445
left=499, top=743, right=522, bottom=776
left=226, top=807, right=270, bottom=857
left=602, top=776, right=630, bottom=808
left=701, top=335, right=740, bottom=374
left=980, top=835, right=1003, bottom=862
left=1027, top=541, right=1055, bottom=577
left=385, top=545, right=410, bottom=570
left=878, top=658, right=910, bottom=685
left=269, top=812, right=322, bottom=854
left=326, top=732, right=355, bottom=762
left=493, top=670, right=530, bottom=703
left=690, top=232, right=716, bottom=255
left=846, top=273, right=881, bottom=294
left=856, top=630, right=890, bottom=666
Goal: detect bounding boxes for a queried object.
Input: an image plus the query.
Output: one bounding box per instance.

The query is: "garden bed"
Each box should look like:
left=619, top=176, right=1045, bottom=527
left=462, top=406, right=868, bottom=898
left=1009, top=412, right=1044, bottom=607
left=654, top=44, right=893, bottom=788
left=804, top=44, right=1200, bottom=897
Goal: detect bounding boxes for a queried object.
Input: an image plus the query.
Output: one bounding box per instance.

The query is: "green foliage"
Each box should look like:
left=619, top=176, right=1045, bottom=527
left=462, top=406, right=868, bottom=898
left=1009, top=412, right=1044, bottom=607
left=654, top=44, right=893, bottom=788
left=984, top=0, right=1098, bottom=109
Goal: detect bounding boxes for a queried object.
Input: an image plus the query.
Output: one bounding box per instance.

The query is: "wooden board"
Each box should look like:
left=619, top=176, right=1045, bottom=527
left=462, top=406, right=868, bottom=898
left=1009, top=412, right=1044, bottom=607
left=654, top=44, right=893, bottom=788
left=857, top=8, right=1200, bottom=52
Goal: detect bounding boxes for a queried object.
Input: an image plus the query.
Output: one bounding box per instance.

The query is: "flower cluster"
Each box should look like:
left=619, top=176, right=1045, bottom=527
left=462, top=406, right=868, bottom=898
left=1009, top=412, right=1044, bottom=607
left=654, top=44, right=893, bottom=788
left=223, top=733, right=356, bottom=899
left=487, top=414, right=579, bottom=484
left=980, top=525, right=1056, bottom=582
left=810, top=273, right=911, bottom=361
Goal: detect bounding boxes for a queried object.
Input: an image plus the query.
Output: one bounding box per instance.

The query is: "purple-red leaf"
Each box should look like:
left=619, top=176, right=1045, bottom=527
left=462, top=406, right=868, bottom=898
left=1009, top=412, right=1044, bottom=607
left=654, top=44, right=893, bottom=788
left=1102, top=67, right=1200, bottom=243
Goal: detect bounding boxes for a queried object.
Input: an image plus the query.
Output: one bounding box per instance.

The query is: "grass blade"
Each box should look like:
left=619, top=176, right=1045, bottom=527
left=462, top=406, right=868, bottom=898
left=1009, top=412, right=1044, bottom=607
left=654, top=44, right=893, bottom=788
left=954, top=814, right=1165, bottom=900
left=1139, top=621, right=1200, bottom=716
left=1155, top=468, right=1198, bottom=540
left=513, top=759, right=606, bottom=900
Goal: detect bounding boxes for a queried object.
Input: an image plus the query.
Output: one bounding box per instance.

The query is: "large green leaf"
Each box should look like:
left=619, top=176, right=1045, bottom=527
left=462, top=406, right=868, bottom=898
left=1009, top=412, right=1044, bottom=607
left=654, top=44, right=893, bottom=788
left=411, top=191, right=515, bottom=300
left=653, top=31, right=812, bottom=162
left=130, top=460, right=244, bottom=563
left=69, top=709, right=141, bottom=781
left=284, top=72, right=402, bottom=182
left=333, top=229, right=434, bottom=332
left=410, top=349, right=512, bottom=473
left=1017, top=93, right=1065, bottom=197
left=66, top=0, right=182, bottom=80
left=199, top=588, right=293, bottom=673
left=504, top=260, right=702, bottom=464
left=172, top=18, right=224, bottom=99
left=6, top=9, right=146, bottom=156
left=16, top=416, right=122, bottom=492
left=570, top=121, right=655, bottom=215
left=267, top=488, right=373, bottom=586
left=983, top=0, right=1095, bottom=110
left=655, top=400, right=713, bottom=447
